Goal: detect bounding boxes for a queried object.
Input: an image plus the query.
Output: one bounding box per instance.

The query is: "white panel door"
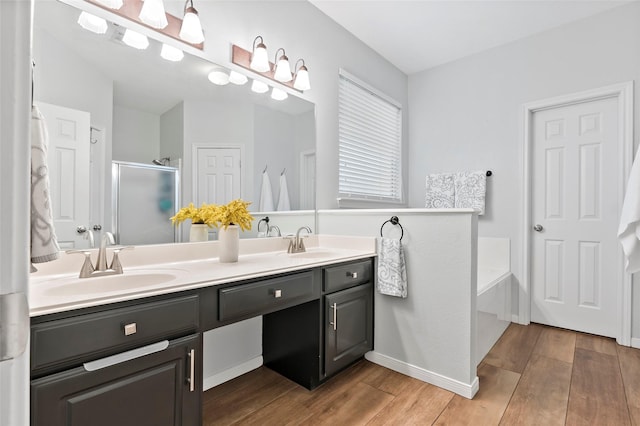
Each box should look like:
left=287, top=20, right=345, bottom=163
left=531, top=97, right=619, bottom=337
left=195, top=147, right=241, bottom=205
left=36, top=102, right=91, bottom=249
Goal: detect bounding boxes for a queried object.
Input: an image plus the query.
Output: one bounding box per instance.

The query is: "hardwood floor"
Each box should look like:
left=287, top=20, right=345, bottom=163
left=203, top=324, right=640, bottom=425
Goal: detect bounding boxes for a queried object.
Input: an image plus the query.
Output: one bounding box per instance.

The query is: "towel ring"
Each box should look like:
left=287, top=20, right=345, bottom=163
left=380, top=216, right=404, bottom=241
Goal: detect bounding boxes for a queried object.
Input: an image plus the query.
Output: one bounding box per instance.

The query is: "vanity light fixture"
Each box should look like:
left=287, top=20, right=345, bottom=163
left=77, top=11, right=108, bottom=34
left=93, top=0, right=123, bottom=10
left=249, top=36, right=270, bottom=73
left=208, top=68, right=230, bottom=86
left=122, top=28, right=149, bottom=49
left=251, top=79, right=269, bottom=94
left=293, top=59, right=311, bottom=91
left=273, top=48, right=292, bottom=83
left=160, top=43, right=184, bottom=61
left=179, top=0, right=205, bottom=44
left=138, top=0, right=168, bottom=29
left=271, top=87, right=288, bottom=101
left=229, top=71, right=248, bottom=85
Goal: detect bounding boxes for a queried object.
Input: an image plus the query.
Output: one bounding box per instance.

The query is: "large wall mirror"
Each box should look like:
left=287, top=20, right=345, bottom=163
left=33, top=0, right=316, bottom=248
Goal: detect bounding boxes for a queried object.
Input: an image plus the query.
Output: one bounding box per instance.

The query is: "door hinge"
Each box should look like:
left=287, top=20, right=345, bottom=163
left=0, top=292, right=29, bottom=362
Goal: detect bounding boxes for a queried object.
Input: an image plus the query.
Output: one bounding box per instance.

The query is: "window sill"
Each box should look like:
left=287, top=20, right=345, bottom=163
left=336, top=197, right=406, bottom=209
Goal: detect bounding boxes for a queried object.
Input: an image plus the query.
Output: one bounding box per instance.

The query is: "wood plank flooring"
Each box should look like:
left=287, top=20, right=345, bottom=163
left=203, top=324, right=640, bottom=425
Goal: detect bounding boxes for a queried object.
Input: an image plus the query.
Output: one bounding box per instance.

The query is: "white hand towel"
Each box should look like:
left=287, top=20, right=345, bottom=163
left=377, top=237, right=407, bottom=298
left=425, top=173, right=454, bottom=208
left=31, top=106, right=60, bottom=264
left=454, top=171, right=486, bottom=215
left=277, top=173, right=291, bottom=211
left=618, top=146, right=640, bottom=273
left=259, top=171, right=274, bottom=212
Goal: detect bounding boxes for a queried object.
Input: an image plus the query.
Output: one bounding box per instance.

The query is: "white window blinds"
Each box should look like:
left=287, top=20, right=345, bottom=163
left=338, top=71, right=402, bottom=203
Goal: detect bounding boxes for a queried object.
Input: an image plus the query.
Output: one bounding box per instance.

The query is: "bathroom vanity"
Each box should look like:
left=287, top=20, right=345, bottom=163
left=29, top=237, right=375, bottom=426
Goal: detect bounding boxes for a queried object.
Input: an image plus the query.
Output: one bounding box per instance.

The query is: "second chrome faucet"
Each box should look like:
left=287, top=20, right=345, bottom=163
left=288, top=226, right=312, bottom=254
left=67, top=231, right=133, bottom=278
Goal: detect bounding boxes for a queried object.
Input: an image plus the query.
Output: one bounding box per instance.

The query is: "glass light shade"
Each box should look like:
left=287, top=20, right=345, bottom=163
left=208, top=69, right=230, bottom=86
left=139, top=0, right=168, bottom=29
left=271, top=87, right=288, bottom=101
left=229, top=71, right=248, bottom=85
left=251, top=80, right=269, bottom=94
left=250, top=44, right=270, bottom=72
left=293, top=67, right=311, bottom=91
left=94, top=0, right=123, bottom=9
left=77, top=12, right=108, bottom=34
left=273, top=57, right=293, bottom=82
left=160, top=44, right=184, bottom=62
left=179, top=7, right=204, bottom=44
left=122, top=29, right=149, bottom=50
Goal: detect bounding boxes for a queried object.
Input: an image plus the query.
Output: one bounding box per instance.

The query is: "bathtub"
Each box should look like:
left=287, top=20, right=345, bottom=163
left=476, top=237, right=512, bottom=365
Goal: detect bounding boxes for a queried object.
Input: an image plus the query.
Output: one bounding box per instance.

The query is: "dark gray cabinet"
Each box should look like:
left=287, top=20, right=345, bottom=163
left=324, top=283, right=373, bottom=376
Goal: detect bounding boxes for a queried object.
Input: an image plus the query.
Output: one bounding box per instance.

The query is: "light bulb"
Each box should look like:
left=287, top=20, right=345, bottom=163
left=271, top=87, right=288, bottom=101
left=139, top=0, right=168, bottom=29
left=77, top=12, right=108, bottom=34
left=160, top=44, right=184, bottom=62
left=293, top=66, right=311, bottom=91
left=251, top=80, right=269, bottom=94
left=250, top=44, right=270, bottom=72
left=229, top=71, right=248, bottom=85
left=208, top=68, right=230, bottom=86
left=179, top=7, right=204, bottom=44
left=122, top=29, right=149, bottom=50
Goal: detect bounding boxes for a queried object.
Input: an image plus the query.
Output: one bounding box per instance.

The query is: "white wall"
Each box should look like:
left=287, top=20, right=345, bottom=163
left=406, top=3, right=640, bottom=337
left=159, top=102, right=184, bottom=163
left=112, top=105, right=160, bottom=163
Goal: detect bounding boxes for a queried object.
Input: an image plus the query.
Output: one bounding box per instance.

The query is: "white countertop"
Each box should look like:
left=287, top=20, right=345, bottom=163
left=30, top=235, right=377, bottom=317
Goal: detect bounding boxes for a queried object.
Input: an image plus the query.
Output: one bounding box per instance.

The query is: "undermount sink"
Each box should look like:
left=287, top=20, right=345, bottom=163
left=41, top=269, right=187, bottom=297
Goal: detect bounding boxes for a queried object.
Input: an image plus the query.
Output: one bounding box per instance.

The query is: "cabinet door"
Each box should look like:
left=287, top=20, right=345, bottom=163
left=324, top=283, right=373, bottom=377
left=31, top=334, right=201, bottom=426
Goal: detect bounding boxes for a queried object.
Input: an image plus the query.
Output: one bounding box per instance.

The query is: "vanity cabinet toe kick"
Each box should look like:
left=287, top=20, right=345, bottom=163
left=30, top=257, right=374, bottom=426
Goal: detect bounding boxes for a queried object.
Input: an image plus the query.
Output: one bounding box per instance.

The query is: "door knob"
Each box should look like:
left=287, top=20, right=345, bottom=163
left=533, top=224, right=544, bottom=232
left=93, top=224, right=102, bottom=231
left=76, top=226, right=87, bottom=234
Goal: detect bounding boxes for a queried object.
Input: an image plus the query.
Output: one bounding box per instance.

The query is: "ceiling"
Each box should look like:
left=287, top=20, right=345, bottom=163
left=309, top=0, right=635, bottom=74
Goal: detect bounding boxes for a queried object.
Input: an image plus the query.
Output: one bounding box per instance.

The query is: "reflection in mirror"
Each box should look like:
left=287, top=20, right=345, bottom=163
left=33, top=0, right=316, bottom=247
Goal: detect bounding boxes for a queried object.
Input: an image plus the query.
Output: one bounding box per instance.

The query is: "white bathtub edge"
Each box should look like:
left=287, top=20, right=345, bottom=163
left=365, top=351, right=479, bottom=399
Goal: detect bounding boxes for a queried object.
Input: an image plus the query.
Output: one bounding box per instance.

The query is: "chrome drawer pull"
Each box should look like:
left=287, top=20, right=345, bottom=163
left=83, top=340, right=169, bottom=372
left=274, top=289, right=282, bottom=298
left=347, top=271, right=358, bottom=279
left=187, top=349, right=195, bottom=392
left=123, top=322, right=137, bottom=336
left=330, top=303, right=337, bottom=331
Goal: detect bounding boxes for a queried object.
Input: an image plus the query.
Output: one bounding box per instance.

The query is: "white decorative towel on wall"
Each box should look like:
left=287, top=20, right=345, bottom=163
left=377, top=238, right=407, bottom=298
left=425, top=173, right=455, bottom=208
left=454, top=171, right=486, bottom=215
left=618, top=146, right=640, bottom=273
left=259, top=170, right=274, bottom=212
left=277, top=173, right=291, bottom=211
left=31, top=105, right=60, bottom=265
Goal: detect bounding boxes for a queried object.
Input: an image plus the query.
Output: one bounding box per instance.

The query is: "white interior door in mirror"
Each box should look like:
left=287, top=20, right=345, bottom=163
left=195, top=147, right=242, bottom=205
left=531, top=96, right=619, bottom=338
left=36, top=102, right=90, bottom=249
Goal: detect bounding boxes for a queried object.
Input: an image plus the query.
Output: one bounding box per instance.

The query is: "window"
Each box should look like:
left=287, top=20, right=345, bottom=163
left=338, top=70, right=403, bottom=204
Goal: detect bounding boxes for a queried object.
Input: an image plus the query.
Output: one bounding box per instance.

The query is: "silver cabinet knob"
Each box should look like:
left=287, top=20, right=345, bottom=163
left=533, top=224, right=544, bottom=232
left=76, top=226, right=87, bottom=234
left=93, top=224, right=102, bottom=231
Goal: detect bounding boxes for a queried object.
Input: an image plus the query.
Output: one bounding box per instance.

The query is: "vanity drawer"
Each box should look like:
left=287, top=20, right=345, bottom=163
left=219, top=271, right=316, bottom=322
left=31, top=295, right=199, bottom=373
left=323, top=259, right=372, bottom=293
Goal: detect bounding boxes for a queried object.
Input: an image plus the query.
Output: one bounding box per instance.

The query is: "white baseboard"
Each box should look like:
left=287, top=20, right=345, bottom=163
left=202, top=356, right=263, bottom=391
left=631, top=337, right=640, bottom=349
left=365, top=351, right=479, bottom=399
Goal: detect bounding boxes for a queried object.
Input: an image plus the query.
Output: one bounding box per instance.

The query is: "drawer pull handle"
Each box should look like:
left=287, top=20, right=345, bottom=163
left=274, top=289, right=282, bottom=298
left=187, top=349, right=195, bottom=392
left=347, top=271, right=358, bottom=279
left=330, top=303, right=337, bottom=331
left=124, top=322, right=137, bottom=336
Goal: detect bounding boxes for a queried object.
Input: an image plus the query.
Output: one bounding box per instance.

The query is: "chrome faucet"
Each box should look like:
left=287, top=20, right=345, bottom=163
left=66, top=231, right=133, bottom=278
left=268, top=225, right=281, bottom=237
left=288, top=226, right=312, bottom=253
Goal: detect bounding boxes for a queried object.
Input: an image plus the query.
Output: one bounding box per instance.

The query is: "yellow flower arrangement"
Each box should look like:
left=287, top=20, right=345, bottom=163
left=171, top=199, right=254, bottom=231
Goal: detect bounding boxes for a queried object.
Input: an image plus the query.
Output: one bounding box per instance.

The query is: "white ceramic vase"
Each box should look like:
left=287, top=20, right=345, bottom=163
left=189, top=223, right=209, bottom=242
left=218, top=224, right=240, bottom=263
